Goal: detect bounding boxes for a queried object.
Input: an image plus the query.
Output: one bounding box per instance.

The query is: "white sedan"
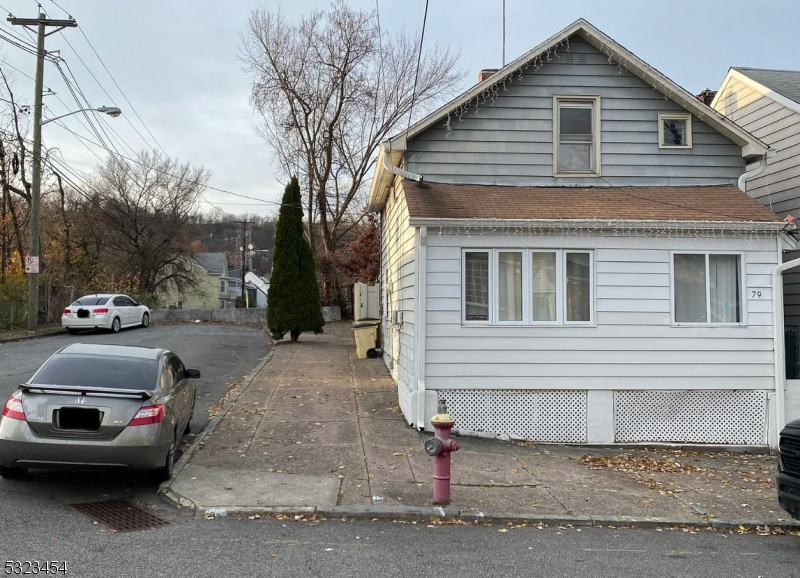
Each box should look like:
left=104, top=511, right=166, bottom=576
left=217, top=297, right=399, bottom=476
left=62, top=294, right=151, bottom=334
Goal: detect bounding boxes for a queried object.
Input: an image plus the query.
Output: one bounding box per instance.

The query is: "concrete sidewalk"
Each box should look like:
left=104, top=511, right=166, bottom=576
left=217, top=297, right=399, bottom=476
left=165, top=322, right=792, bottom=528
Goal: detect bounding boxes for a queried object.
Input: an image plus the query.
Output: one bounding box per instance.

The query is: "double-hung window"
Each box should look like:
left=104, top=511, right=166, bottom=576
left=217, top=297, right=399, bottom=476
left=463, top=249, right=593, bottom=325
left=554, top=95, right=601, bottom=176
left=672, top=253, right=743, bottom=324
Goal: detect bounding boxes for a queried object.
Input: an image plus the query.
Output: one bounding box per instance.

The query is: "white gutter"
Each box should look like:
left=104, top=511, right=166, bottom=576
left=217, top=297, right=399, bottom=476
left=382, top=149, right=422, bottom=182
left=414, top=226, right=428, bottom=430
left=772, top=252, right=800, bottom=440
left=408, top=217, right=787, bottom=232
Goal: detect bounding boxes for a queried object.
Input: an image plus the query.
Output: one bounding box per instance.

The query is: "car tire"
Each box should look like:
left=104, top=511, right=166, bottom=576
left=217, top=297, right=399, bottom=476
left=0, top=465, right=27, bottom=479
left=111, top=317, right=121, bottom=333
left=151, top=432, right=176, bottom=483
left=141, top=312, right=150, bottom=328
left=67, top=328, right=79, bottom=335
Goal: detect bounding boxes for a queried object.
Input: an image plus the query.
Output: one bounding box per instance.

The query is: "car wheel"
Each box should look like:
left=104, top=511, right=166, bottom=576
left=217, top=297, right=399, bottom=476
left=0, top=465, right=27, bottom=479
left=111, top=317, right=121, bottom=333
left=141, top=312, right=150, bottom=328
left=67, top=328, right=79, bottom=335
left=151, top=432, right=176, bottom=483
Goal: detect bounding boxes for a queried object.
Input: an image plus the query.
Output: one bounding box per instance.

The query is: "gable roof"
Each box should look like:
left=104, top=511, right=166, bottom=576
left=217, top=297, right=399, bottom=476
left=733, top=67, right=800, bottom=105
left=195, top=252, right=227, bottom=275
left=713, top=67, right=800, bottom=117
left=369, top=18, right=769, bottom=211
left=402, top=182, right=782, bottom=225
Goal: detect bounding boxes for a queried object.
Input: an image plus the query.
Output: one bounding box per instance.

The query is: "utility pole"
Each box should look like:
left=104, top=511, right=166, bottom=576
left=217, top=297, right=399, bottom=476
left=239, top=221, right=248, bottom=305
left=9, top=11, right=77, bottom=331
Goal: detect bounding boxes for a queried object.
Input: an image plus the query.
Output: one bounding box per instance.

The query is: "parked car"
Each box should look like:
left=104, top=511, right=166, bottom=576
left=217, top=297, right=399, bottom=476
left=62, top=294, right=150, bottom=334
left=0, top=343, right=200, bottom=481
left=777, top=420, right=800, bottom=519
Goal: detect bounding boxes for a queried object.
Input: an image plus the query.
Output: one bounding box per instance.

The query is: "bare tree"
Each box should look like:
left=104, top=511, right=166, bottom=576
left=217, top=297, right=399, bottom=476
left=93, top=151, right=209, bottom=295
left=242, top=0, right=464, bottom=303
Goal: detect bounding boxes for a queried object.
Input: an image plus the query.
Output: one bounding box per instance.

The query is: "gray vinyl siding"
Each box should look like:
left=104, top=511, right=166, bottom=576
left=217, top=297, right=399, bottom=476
left=405, top=36, right=743, bottom=186
left=380, top=179, right=415, bottom=391
left=425, top=234, right=777, bottom=391
left=714, top=77, right=800, bottom=326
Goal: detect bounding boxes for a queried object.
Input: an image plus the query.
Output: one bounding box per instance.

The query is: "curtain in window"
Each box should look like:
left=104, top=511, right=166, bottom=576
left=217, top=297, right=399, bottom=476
left=532, top=252, right=557, bottom=321
left=709, top=254, right=741, bottom=323
left=498, top=252, right=523, bottom=321
left=465, top=252, right=489, bottom=321
left=566, top=253, right=590, bottom=322
left=674, top=254, right=707, bottom=322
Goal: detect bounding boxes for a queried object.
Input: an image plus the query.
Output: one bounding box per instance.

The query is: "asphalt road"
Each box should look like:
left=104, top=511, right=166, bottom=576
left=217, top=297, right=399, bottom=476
left=0, top=324, right=269, bottom=432
left=0, top=513, right=798, bottom=577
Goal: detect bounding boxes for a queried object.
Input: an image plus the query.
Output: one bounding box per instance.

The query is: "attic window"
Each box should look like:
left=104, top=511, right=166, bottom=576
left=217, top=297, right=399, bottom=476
left=553, top=95, right=601, bottom=177
left=659, top=113, right=692, bottom=149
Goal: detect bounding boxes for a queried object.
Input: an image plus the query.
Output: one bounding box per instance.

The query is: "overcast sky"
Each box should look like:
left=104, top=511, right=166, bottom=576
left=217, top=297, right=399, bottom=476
left=0, top=0, right=797, bottom=217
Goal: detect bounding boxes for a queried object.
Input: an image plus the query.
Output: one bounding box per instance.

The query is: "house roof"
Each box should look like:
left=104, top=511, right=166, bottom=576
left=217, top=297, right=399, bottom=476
left=402, top=182, right=782, bottom=224
left=733, top=67, right=800, bottom=105
left=194, top=252, right=227, bottom=275
left=368, top=18, right=769, bottom=212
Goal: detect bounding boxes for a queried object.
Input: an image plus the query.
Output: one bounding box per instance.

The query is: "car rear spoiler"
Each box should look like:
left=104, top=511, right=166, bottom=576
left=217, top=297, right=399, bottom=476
left=19, top=384, right=154, bottom=399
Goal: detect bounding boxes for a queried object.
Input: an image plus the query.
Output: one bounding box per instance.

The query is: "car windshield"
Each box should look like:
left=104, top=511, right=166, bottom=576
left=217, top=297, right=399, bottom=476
left=32, top=354, right=159, bottom=390
left=72, top=296, right=109, bottom=306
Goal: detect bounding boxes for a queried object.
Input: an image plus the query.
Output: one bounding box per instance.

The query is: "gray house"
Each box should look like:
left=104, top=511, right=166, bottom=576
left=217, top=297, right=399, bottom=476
left=368, top=19, right=796, bottom=448
left=712, top=68, right=800, bottom=326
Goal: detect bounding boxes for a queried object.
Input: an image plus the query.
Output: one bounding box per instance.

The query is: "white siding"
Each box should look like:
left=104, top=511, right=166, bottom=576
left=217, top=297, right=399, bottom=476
left=380, top=179, right=415, bottom=392
left=406, top=36, right=743, bottom=187
left=714, top=76, right=800, bottom=325
left=425, top=233, right=778, bottom=391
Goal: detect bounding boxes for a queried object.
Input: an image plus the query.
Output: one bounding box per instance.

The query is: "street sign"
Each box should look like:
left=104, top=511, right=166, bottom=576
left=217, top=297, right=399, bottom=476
left=24, top=255, right=39, bottom=274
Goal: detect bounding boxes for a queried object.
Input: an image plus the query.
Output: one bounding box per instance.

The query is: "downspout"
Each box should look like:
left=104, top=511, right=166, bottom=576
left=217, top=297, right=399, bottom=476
left=738, top=151, right=772, bottom=192
left=415, top=226, right=428, bottom=430
left=382, top=148, right=423, bottom=182
left=772, top=250, right=800, bottom=441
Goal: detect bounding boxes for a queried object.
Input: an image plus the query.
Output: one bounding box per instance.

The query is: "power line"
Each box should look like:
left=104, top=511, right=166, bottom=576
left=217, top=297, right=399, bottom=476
left=405, top=0, right=430, bottom=134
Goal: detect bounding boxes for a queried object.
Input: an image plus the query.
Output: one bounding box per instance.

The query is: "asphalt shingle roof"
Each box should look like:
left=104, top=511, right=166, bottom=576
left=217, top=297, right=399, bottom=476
left=194, top=252, right=227, bottom=275
left=402, top=182, right=782, bottom=223
left=734, top=67, right=800, bottom=105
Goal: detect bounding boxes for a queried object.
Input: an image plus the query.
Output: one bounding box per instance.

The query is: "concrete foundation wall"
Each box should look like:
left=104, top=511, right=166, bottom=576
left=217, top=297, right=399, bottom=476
left=151, top=308, right=265, bottom=325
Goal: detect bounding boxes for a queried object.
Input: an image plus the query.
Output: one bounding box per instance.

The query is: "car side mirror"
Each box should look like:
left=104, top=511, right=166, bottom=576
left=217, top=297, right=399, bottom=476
left=185, top=369, right=201, bottom=379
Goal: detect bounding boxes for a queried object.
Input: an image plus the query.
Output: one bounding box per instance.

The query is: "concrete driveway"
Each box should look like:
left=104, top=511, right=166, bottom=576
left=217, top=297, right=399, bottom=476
left=0, top=324, right=269, bottom=432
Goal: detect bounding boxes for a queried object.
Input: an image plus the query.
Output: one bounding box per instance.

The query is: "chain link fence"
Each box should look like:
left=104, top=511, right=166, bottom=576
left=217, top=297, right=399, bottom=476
left=0, top=301, right=26, bottom=330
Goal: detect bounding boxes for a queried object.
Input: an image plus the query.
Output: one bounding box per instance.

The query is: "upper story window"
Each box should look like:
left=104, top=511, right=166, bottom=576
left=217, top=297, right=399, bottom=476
left=553, top=95, right=601, bottom=177
left=220, top=280, right=226, bottom=292
left=659, top=112, right=692, bottom=148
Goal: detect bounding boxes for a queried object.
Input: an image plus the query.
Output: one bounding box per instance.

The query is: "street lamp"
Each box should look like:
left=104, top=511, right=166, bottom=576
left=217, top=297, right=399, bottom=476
left=41, top=105, right=122, bottom=126
left=26, top=105, right=122, bottom=331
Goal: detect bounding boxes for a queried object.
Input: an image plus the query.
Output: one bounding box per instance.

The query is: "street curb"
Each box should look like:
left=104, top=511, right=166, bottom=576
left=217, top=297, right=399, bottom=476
left=0, top=329, right=67, bottom=345
left=158, top=348, right=275, bottom=505
left=173, top=501, right=800, bottom=531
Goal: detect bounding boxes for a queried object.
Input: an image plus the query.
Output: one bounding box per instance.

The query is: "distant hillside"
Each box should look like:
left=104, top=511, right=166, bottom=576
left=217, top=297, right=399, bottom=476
left=193, top=218, right=275, bottom=278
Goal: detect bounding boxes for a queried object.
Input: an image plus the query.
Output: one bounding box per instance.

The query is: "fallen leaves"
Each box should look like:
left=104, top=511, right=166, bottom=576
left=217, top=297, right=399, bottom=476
left=575, top=455, right=705, bottom=474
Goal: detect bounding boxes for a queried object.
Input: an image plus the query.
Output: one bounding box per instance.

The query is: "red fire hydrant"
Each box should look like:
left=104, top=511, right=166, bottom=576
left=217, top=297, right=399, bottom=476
left=424, top=400, right=460, bottom=505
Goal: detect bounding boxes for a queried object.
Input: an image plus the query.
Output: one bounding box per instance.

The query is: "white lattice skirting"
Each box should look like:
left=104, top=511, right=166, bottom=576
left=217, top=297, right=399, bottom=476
left=613, top=390, right=767, bottom=445
left=439, top=390, right=588, bottom=443
left=438, top=389, right=768, bottom=445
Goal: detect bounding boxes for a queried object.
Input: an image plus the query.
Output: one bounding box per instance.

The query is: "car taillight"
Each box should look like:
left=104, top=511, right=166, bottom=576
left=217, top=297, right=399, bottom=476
left=94, top=308, right=109, bottom=315
left=128, top=404, right=164, bottom=426
left=1, top=395, right=25, bottom=421
left=63, top=308, right=71, bottom=314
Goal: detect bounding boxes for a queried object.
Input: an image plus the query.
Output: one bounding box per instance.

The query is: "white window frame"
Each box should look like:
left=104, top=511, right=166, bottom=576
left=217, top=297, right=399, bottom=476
left=563, top=250, right=595, bottom=326
left=461, top=249, right=595, bottom=326
left=462, top=249, right=492, bottom=325
left=669, top=251, right=746, bottom=327
left=658, top=112, right=692, bottom=149
left=553, top=95, right=602, bottom=178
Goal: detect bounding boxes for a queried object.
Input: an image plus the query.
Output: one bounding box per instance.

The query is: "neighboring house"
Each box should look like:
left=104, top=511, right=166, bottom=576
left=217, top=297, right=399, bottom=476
left=159, top=252, right=238, bottom=309
left=711, top=68, right=800, bottom=326
left=368, top=19, right=795, bottom=448
left=246, top=272, right=269, bottom=308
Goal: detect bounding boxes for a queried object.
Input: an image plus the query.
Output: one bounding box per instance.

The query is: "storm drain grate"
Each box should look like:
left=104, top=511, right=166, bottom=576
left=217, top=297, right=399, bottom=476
left=73, top=500, right=170, bottom=532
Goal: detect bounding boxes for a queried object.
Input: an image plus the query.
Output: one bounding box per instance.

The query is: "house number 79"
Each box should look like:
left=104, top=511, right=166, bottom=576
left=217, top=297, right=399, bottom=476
left=752, top=290, right=762, bottom=298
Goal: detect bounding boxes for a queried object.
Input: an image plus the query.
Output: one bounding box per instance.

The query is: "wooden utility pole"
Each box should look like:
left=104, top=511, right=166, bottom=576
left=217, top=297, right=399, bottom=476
left=8, top=12, right=77, bottom=331
left=240, top=221, right=249, bottom=305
